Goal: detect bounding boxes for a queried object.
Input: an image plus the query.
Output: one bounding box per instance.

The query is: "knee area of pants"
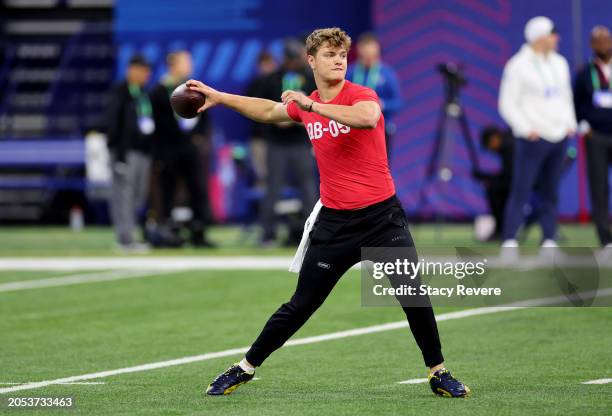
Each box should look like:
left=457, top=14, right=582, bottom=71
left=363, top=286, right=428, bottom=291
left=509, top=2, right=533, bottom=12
left=285, top=298, right=320, bottom=316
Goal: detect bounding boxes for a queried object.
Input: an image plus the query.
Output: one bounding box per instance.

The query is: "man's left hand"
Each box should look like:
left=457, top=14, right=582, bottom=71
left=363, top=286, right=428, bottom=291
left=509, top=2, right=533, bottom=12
left=281, top=90, right=313, bottom=111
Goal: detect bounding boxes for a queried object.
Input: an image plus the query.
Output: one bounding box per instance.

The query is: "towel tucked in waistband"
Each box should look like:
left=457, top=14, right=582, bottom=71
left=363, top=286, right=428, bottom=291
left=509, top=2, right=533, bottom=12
left=289, top=199, right=323, bottom=273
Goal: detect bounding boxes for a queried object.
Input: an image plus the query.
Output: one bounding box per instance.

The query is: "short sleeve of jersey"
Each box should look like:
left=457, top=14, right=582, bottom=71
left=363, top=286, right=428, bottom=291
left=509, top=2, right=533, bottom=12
left=350, top=86, right=380, bottom=105
left=286, top=102, right=302, bottom=122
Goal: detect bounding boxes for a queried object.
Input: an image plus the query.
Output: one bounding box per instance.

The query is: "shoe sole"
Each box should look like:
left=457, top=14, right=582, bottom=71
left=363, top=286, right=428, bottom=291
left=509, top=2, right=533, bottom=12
left=205, top=380, right=250, bottom=396
left=434, top=385, right=471, bottom=398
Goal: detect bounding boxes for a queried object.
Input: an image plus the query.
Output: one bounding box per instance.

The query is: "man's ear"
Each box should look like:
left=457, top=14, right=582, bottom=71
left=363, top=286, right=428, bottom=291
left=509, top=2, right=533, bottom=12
left=307, top=55, right=316, bottom=70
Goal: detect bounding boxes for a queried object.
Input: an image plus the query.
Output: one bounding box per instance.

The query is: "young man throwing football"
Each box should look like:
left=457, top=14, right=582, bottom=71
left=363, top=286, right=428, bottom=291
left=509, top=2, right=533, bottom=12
left=187, top=27, right=470, bottom=398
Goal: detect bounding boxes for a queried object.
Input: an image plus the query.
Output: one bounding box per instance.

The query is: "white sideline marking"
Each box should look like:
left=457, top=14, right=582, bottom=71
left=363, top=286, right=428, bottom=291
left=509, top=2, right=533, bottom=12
left=0, top=254, right=608, bottom=272
left=0, top=270, right=178, bottom=292
left=398, top=378, right=428, bottom=384
left=2, top=289, right=611, bottom=395
left=582, top=378, right=612, bottom=384
left=0, top=257, right=294, bottom=271
left=0, top=382, right=105, bottom=385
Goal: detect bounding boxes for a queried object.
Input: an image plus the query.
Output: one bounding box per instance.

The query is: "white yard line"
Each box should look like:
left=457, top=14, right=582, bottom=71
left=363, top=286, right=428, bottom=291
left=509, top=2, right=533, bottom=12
left=0, top=270, right=179, bottom=293
left=0, top=282, right=609, bottom=394
left=0, top=382, right=105, bottom=385
left=581, top=378, right=612, bottom=385
left=0, top=302, right=556, bottom=395
left=398, top=378, right=428, bottom=384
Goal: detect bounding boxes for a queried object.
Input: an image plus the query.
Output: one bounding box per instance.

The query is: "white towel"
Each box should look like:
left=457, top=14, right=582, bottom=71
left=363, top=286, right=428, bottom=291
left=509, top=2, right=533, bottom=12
left=289, top=199, right=323, bottom=273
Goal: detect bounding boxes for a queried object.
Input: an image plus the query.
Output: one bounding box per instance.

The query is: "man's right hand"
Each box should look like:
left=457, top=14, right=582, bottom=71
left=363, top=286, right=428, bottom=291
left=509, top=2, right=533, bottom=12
left=186, top=79, right=224, bottom=113
left=526, top=131, right=539, bottom=141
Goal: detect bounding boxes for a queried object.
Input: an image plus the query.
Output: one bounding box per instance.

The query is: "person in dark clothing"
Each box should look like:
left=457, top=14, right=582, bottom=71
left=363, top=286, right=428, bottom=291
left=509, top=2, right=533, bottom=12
left=149, top=50, right=215, bottom=247
left=256, top=39, right=319, bottom=246
left=105, top=55, right=153, bottom=252
left=574, top=25, right=612, bottom=247
left=245, top=51, right=278, bottom=188
left=473, top=126, right=514, bottom=240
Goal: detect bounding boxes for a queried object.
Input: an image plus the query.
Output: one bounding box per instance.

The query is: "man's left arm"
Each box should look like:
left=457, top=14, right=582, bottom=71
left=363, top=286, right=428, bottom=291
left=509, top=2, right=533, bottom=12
left=281, top=90, right=381, bottom=129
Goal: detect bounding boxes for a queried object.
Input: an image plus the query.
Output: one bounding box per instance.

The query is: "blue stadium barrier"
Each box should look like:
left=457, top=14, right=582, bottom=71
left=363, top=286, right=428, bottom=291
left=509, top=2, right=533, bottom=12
left=0, top=140, right=85, bottom=191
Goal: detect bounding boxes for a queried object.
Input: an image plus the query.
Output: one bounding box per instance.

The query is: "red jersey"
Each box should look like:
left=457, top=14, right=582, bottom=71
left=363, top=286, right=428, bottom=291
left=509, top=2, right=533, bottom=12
left=287, top=80, right=395, bottom=210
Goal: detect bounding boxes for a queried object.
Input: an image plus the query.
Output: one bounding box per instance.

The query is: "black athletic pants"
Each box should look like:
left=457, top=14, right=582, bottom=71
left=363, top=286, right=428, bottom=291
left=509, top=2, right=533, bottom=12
left=245, top=195, right=444, bottom=368
left=159, top=144, right=210, bottom=233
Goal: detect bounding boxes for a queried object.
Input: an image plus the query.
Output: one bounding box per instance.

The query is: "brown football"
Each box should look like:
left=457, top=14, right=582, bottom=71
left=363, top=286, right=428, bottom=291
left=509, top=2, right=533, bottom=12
left=170, top=83, right=206, bottom=119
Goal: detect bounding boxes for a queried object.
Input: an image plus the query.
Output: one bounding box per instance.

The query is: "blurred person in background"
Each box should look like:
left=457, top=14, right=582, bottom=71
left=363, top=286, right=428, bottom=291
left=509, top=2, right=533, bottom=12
left=472, top=126, right=514, bottom=240
left=498, top=16, right=577, bottom=257
left=105, top=55, right=154, bottom=252
left=256, top=39, right=318, bottom=246
left=245, top=51, right=278, bottom=188
left=347, top=32, right=403, bottom=162
left=473, top=126, right=543, bottom=242
left=150, top=50, right=215, bottom=248
left=574, top=25, right=612, bottom=248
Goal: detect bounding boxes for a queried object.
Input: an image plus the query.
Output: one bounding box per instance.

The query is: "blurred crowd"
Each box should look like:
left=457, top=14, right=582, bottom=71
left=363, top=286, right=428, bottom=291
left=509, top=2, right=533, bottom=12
left=104, top=19, right=612, bottom=253
left=476, top=19, right=612, bottom=257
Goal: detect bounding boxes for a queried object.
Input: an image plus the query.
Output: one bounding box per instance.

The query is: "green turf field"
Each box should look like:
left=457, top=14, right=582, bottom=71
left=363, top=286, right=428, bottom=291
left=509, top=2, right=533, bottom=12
left=0, top=223, right=601, bottom=256
left=0, top=225, right=610, bottom=415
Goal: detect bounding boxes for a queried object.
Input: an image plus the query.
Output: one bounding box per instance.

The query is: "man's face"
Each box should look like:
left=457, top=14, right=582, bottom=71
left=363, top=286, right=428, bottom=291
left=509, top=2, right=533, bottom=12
left=284, top=56, right=303, bottom=72
left=488, top=134, right=503, bottom=151
left=357, top=40, right=380, bottom=67
left=592, top=29, right=612, bottom=61
left=128, top=65, right=151, bottom=86
left=544, top=33, right=559, bottom=52
left=258, top=58, right=277, bottom=75
left=171, top=52, right=193, bottom=80
left=308, top=43, right=347, bottom=83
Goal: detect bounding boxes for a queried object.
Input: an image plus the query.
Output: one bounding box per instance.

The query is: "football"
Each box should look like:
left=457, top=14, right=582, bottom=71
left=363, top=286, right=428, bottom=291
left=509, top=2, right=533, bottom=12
left=170, top=83, right=206, bottom=119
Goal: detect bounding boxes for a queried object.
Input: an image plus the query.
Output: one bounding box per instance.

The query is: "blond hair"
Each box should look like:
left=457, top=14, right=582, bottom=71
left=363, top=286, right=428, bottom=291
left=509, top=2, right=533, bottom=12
left=306, top=27, right=352, bottom=56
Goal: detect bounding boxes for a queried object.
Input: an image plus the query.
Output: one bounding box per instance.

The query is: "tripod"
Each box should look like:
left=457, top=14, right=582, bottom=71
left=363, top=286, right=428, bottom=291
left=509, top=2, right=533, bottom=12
left=418, top=63, right=480, bottom=217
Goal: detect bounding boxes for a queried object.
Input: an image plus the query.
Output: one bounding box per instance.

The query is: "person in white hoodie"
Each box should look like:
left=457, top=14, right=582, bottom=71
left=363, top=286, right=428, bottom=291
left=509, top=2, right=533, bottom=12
left=498, top=16, right=577, bottom=254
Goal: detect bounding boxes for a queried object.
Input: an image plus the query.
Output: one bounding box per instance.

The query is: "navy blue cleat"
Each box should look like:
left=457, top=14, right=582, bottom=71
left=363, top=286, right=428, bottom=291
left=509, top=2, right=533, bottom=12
left=206, top=363, right=255, bottom=396
left=428, top=369, right=470, bottom=397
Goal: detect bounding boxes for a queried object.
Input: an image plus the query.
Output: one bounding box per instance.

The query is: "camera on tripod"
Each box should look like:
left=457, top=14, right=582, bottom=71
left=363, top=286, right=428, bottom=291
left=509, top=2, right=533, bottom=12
left=437, top=63, right=466, bottom=85
left=437, top=63, right=467, bottom=104
left=418, top=61, right=480, bottom=198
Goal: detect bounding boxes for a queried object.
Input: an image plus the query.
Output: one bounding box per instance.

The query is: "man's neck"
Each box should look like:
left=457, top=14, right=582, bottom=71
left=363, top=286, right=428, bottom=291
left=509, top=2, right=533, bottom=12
left=529, top=43, right=551, bottom=57
left=595, top=55, right=612, bottom=65
left=127, top=79, right=140, bottom=88
left=316, top=78, right=346, bottom=102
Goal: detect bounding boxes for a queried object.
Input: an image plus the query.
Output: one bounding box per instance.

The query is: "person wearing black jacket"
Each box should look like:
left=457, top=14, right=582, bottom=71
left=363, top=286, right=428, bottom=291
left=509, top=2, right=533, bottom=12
left=150, top=50, right=214, bottom=247
left=245, top=51, right=278, bottom=188
left=256, top=39, right=318, bottom=245
left=105, top=55, right=153, bottom=252
left=574, top=26, right=612, bottom=247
